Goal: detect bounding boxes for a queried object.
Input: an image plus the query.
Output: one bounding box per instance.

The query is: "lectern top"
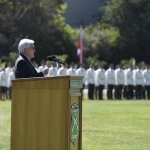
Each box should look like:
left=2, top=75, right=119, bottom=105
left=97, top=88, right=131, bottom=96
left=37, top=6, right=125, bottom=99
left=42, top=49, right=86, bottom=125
left=12, top=75, right=83, bottom=82
left=12, top=75, right=83, bottom=89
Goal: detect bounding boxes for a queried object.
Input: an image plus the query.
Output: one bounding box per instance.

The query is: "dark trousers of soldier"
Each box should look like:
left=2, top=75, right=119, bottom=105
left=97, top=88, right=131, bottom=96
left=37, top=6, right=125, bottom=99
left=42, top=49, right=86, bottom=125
left=145, top=85, right=150, bottom=99
left=95, top=86, right=99, bottom=99
left=114, top=85, right=118, bottom=99
left=127, top=85, right=133, bottom=99
left=142, top=86, right=146, bottom=99
left=0, top=86, right=7, bottom=100
left=95, top=85, right=104, bottom=100
left=88, top=83, right=94, bottom=100
left=9, top=87, right=12, bottom=99
left=6, top=87, right=10, bottom=99
left=118, top=85, right=123, bottom=99
left=115, top=85, right=123, bottom=99
left=135, top=85, right=142, bottom=99
left=123, top=85, right=127, bottom=99
left=0, top=87, right=1, bottom=100
left=107, top=84, right=114, bottom=100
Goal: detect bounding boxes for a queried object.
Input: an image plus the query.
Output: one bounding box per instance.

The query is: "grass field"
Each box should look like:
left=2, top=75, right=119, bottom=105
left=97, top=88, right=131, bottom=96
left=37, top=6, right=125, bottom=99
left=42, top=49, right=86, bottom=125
left=0, top=97, right=150, bottom=150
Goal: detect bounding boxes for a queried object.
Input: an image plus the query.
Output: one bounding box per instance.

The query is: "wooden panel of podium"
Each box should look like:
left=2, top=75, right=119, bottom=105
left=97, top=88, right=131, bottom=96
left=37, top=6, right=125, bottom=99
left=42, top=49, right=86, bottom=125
left=11, top=75, right=83, bottom=150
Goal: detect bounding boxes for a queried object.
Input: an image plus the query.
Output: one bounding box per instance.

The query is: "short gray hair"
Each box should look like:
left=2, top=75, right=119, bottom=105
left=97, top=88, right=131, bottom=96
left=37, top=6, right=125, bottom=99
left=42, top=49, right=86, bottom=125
left=18, top=39, right=34, bottom=53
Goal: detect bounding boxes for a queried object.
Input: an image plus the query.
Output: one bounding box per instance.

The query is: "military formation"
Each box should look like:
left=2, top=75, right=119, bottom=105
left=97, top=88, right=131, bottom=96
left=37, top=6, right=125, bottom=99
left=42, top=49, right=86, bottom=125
left=1, top=61, right=150, bottom=100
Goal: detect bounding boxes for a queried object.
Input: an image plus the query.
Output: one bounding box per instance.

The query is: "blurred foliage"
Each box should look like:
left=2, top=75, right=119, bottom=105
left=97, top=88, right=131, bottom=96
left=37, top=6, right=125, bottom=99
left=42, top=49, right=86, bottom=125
left=0, top=0, right=76, bottom=65
left=120, top=57, right=136, bottom=67
left=85, top=54, right=108, bottom=69
left=83, top=23, right=119, bottom=64
left=0, top=0, right=150, bottom=67
left=101, top=0, right=150, bottom=64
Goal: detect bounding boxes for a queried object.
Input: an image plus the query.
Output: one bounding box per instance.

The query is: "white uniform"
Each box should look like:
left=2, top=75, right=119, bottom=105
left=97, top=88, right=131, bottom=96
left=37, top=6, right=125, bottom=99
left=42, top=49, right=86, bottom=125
left=57, top=67, right=67, bottom=75
left=125, top=68, right=134, bottom=85
left=86, top=68, right=95, bottom=84
left=115, top=68, right=124, bottom=85
left=86, top=68, right=95, bottom=99
left=95, top=69, right=105, bottom=86
left=94, top=68, right=105, bottom=100
left=134, top=69, right=144, bottom=86
left=5, top=67, right=12, bottom=76
left=105, top=68, right=115, bottom=100
left=143, top=69, right=150, bottom=99
left=48, top=67, right=57, bottom=76
left=7, top=71, right=15, bottom=88
left=67, top=68, right=76, bottom=76
left=105, top=68, right=115, bottom=85
left=133, top=68, right=144, bottom=99
left=76, top=67, right=86, bottom=84
left=38, top=65, right=45, bottom=72
left=143, top=69, right=150, bottom=86
left=0, top=71, right=8, bottom=88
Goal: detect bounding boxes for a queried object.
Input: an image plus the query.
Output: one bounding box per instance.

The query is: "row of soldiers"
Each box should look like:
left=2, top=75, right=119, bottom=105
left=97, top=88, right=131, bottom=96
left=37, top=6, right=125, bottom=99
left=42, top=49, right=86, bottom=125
left=34, top=62, right=150, bottom=100
left=1, top=62, right=150, bottom=100
left=87, top=64, right=150, bottom=100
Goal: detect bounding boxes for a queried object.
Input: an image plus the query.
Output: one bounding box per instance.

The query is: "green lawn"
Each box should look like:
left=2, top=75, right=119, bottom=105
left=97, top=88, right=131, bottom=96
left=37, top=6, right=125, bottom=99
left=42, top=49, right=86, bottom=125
left=0, top=98, right=150, bottom=150
left=0, top=100, right=11, bottom=150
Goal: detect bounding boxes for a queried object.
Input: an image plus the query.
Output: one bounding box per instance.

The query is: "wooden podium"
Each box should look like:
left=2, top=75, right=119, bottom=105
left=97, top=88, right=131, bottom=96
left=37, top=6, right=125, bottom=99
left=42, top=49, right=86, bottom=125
left=11, top=75, right=83, bottom=150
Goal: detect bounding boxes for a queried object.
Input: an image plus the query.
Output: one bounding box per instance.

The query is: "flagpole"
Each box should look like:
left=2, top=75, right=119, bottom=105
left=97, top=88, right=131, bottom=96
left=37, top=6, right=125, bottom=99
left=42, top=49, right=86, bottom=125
left=80, top=25, right=83, bottom=63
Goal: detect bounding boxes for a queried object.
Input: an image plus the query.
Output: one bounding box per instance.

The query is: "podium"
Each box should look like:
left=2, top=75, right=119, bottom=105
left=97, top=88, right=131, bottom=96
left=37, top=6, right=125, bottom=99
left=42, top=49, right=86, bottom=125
left=11, top=75, right=83, bottom=150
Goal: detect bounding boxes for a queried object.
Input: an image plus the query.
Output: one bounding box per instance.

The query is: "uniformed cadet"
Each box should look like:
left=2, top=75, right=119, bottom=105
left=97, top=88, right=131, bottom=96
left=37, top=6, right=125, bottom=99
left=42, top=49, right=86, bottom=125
left=143, top=65, right=150, bottom=99
left=125, top=66, right=134, bottom=99
left=94, top=65, right=105, bottom=100
left=141, top=66, right=146, bottom=99
left=38, top=60, right=46, bottom=72
left=105, top=64, right=115, bottom=100
left=0, top=68, right=8, bottom=100
left=115, top=65, right=124, bottom=99
left=57, top=64, right=68, bottom=76
left=7, top=67, right=15, bottom=99
left=67, top=63, right=76, bottom=76
left=86, top=64, right=95, bottom=100
left=76, top=63, right=86, bottom=99
left=48, top=63, right=57, bottom=76
left=5, top=62, right=12, bottom=99
left=133, top=66, right=144, bottom=99
left=133, top=66, right=138, bottom=99
left=114, top=65, right=120, bottom=99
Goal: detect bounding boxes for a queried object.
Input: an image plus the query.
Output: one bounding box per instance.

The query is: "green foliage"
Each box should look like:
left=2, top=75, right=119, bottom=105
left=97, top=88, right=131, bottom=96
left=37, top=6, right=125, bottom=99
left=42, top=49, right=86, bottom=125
left=0, top=0, right=76, bottom=65
left=55, top=54, right=68, bottom=62
left=85, top=54, right=108, bottom=69
left=120, top=57, right=136, bottom=67
left=101, top=0, right=150, bottom=64
left=0, top=52, right=19, bottom=66
left=83, top=23, right=119, bottom=64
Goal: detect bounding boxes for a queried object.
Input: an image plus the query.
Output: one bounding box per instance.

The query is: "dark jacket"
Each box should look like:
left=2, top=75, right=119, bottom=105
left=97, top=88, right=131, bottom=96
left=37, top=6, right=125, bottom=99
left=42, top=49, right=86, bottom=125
left=14, top=54, right=44, bottom=79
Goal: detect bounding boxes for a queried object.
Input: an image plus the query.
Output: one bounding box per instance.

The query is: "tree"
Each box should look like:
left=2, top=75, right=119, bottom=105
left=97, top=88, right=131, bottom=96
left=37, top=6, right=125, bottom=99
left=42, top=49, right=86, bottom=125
left=102, top=0, right=150, bottom=64
left=81, top=23, right=119, bottom=64
left=0, top=0, right=15, bottom=56
left=0, top=0, right=77, bottom=65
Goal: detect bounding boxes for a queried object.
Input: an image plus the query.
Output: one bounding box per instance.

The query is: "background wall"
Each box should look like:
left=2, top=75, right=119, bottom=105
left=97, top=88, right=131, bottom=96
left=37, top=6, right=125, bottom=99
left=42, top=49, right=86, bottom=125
left=63, top=0, right=105, bottom=27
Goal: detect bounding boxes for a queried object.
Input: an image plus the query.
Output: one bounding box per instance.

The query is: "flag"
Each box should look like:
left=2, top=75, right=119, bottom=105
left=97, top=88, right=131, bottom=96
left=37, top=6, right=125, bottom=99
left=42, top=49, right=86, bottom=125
left=77, top=26, right=82, bottom=63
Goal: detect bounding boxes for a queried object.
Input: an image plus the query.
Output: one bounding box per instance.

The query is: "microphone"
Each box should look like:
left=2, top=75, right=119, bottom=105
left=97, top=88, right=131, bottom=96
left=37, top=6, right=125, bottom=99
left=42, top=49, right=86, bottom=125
left=47, top=55, right=65, bottom=65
